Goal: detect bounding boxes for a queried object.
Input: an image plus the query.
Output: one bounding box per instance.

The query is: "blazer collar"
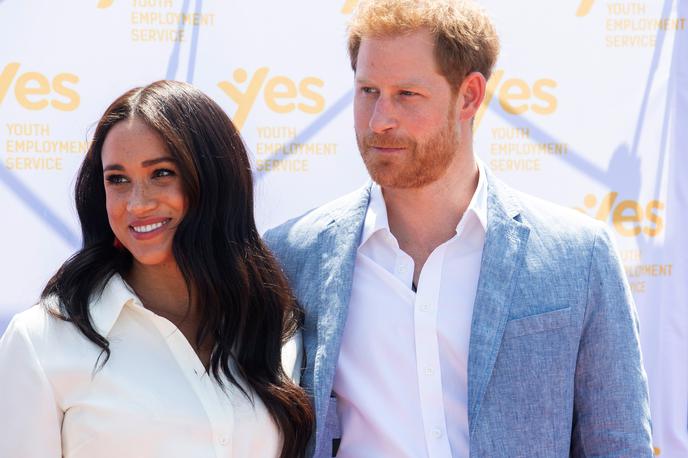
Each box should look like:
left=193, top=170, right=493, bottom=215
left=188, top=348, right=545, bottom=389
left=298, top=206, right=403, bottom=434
left=310, top=184, right=371, bottom=456
left=468, top=171, right=531, bottom=434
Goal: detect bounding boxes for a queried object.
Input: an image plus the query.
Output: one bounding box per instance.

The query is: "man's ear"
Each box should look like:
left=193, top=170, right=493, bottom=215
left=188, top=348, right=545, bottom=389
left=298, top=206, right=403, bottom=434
left=456, top=72, right=487, bottom=122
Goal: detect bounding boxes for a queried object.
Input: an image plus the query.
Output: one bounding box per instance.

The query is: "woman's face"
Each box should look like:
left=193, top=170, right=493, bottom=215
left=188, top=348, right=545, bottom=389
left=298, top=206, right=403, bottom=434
left=101, top=118, right=187, bottom=269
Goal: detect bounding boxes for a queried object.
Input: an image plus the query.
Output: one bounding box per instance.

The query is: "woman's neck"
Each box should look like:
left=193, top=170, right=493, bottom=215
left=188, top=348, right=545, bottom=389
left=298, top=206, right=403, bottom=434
left=126, top=260, right=191, bottom=318
left=125, top=261, right=212, bottom=367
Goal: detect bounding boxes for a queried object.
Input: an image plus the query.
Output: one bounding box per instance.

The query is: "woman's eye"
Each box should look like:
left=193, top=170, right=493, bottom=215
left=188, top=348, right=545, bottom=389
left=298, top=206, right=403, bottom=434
left=153, top=168, right=175, bottom=178
left=105, top=174, right=128, bottom=185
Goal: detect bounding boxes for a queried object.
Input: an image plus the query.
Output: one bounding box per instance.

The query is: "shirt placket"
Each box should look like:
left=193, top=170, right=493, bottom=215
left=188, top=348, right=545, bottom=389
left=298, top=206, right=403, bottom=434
left=131, top=303, right=235, bottom=457
left=414, top=244, right=453, bottom=457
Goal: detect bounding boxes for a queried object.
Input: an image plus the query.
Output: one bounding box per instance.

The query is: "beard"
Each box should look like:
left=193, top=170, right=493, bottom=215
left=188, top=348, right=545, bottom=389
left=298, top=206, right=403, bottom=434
left=356, top=118, right=459, bottom=189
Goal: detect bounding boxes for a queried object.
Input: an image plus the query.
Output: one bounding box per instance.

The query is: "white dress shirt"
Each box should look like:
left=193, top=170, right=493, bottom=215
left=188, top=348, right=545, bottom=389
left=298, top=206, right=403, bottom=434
left=0, top=274, right=302, bottom=458
left=332, top=163, right=487, bottom=458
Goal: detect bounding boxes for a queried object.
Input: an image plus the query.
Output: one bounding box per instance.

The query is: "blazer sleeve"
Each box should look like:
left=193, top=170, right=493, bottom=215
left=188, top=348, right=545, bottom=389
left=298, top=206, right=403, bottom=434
left=570, top=226, right=653, bottom=457
left=0, top=314, right=63, bottom=457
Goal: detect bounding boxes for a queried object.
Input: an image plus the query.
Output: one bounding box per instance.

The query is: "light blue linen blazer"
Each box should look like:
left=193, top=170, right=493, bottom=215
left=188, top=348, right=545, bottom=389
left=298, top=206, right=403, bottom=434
left=264, top=172, right=653, bottom=457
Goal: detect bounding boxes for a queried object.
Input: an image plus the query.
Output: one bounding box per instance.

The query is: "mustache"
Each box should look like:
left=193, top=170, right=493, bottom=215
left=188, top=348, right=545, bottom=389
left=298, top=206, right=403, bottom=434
left=360, top=133, right=413, bottom=149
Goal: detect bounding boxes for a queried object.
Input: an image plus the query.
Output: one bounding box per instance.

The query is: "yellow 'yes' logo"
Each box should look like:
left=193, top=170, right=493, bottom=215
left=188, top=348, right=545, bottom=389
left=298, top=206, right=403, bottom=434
left=97, top=0, right=114, bottom=8
left=217, top=68, right=325, bottom=130
left=576, top=0, right=595, bottom=17
left=575, top=192, right=665, bottom=237
left=341, top=0, right=358, bottom=14
left=0, top=62, right=80, bottom=111
left=475, top=69, right=557, bottom=130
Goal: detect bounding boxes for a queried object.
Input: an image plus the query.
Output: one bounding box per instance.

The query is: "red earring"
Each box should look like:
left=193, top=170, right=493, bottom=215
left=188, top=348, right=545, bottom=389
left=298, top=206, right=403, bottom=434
left=113, top=237, right=124, bottom=250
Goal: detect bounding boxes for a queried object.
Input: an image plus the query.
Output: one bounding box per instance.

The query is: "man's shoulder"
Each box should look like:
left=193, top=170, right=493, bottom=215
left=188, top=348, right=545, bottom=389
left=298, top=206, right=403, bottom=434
left=519, top=190, right=603, bottom=234
left=263, top=184, right=370, bottom=253
left=490, top=177, right=608, bottom=250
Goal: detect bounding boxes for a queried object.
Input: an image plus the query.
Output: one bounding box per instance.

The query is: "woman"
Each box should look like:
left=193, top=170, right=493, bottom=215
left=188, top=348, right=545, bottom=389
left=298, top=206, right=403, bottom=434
left=0, top=80, right=313, bottom=457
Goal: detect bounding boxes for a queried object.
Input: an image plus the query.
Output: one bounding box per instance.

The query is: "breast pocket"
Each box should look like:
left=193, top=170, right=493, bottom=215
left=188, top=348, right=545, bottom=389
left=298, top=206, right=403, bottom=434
left=503, top=307, right=571, bottom=339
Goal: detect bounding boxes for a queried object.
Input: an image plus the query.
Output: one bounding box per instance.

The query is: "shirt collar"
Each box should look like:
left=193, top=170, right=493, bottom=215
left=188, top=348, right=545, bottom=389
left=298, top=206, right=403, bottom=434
left=360, top=159, right=488, bottom=248
left=461, top=158, right=488, bottom=234
left=359, top=181, right=391, bottom=248
left=89, top=273, right=141, bottom=337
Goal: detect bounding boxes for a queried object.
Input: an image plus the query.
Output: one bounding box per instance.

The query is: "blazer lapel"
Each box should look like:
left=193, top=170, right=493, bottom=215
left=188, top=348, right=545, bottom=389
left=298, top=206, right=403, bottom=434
left=311, top=185, right=371, bottom=452
left=468, top=174, right=530, bottom=436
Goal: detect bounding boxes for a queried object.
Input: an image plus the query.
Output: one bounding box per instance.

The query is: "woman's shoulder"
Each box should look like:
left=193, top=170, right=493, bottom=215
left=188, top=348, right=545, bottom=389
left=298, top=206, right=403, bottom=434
left=8, top=296, right=55, bottom=327
left=2, top=297, right=76, bottom=352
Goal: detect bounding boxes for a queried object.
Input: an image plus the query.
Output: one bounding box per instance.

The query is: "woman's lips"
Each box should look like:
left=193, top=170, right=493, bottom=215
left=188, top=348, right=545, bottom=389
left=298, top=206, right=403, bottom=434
left=128, top=218, right=171, bottom=240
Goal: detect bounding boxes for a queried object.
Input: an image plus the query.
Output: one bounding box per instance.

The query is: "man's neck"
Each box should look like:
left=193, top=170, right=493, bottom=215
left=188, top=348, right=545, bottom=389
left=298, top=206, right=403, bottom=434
left=382, top=155, right=479, bottom=283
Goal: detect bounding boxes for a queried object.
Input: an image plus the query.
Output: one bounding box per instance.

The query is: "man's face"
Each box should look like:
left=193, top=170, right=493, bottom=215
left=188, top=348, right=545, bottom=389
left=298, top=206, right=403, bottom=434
left=354, top=28, right=459, bottom=189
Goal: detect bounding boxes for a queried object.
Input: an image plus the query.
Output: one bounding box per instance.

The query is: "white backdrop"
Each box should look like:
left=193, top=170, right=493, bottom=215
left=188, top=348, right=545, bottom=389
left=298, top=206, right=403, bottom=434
left=0, top=0, right=686, bottom=455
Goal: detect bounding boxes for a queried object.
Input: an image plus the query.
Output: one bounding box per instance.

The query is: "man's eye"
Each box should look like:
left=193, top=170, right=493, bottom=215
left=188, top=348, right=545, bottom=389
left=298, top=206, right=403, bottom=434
left=400, top=90, right=417, bottom=96
left=360, top=87, right=378, bottom=94
left=105, top=174, right=128, bottom=184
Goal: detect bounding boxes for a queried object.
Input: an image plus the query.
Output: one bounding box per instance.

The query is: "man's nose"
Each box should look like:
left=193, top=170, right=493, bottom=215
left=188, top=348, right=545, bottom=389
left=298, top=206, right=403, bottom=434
left=369, top=97, right=398, bottom=133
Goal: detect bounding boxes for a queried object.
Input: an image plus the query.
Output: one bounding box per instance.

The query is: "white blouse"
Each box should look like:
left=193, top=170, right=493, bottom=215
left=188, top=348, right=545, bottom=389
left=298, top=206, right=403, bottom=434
left=0, top=274, right=302, bottom=458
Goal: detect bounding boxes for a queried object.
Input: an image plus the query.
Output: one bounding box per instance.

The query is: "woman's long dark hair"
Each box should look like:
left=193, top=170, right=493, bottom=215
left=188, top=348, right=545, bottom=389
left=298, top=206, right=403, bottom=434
left=42, top=80, right=313, bottom=457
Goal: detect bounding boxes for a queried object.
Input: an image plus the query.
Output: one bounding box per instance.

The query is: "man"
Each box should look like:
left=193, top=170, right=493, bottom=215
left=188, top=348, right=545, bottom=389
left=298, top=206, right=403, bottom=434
left=265, top=0, right=653, bottom=456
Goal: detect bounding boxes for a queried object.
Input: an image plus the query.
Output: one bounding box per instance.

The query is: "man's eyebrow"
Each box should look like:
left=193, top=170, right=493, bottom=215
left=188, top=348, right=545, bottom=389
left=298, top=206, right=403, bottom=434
left=355, top=77, right=428, bottom=88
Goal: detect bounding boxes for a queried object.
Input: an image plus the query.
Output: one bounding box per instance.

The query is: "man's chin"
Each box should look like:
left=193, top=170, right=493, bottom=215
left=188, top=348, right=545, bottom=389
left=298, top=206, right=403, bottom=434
left=367, top=163, right=448, bottom=189
left=368, top=170, right=423, bottom=189
left=362, top=154, right=432, bottom=188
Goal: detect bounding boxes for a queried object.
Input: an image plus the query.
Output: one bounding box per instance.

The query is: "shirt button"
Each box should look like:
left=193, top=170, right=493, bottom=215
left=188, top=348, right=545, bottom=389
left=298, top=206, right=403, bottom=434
left=432, top=427, right=443, bottom=439
left=420, top=303, right=431, bottom=312
left=219, top=436, right=229, bottom=446
left=424, top=367, right=434, bottom=376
